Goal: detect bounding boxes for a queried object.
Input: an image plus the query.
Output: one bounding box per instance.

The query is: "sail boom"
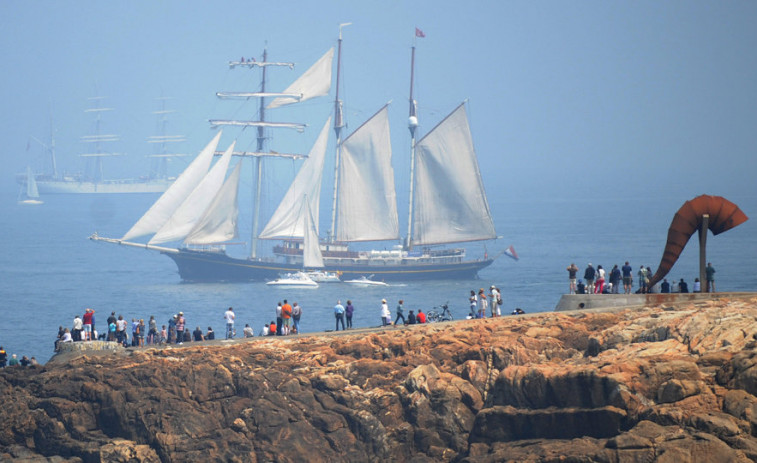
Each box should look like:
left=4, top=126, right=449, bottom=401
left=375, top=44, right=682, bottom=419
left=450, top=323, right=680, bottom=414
left=208, top=120, right=306, bottom=131
left=216, top=92, right=302, bottom=100
left=213, top=150, right=306, bottom=160
left=228, top=61, right=295, bottom=69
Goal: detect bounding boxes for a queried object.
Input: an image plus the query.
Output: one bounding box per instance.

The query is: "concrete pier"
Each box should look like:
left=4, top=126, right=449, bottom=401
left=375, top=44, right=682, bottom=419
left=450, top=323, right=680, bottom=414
left=554, top=292, right=754, bottom=312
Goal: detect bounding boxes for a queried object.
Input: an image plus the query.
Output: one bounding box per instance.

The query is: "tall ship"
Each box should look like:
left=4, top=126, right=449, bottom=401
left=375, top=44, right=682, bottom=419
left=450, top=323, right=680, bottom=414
left=92, top=28, right=498, bottom=281
left=16, top=97, right=182, bottom=194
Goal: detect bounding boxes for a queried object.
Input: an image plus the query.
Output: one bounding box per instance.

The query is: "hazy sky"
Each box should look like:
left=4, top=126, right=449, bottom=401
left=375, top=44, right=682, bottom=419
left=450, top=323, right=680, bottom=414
left=1, top=1, right=755, bottom=203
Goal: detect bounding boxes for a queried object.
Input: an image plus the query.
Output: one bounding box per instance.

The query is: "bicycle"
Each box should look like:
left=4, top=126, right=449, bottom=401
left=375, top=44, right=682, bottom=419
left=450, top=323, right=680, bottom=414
left=426, top=302, right=453, bottom=322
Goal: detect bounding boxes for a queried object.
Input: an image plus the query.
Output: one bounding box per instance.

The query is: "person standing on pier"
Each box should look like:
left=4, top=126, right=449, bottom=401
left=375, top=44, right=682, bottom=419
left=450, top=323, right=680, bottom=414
left=381, top=299, right=391, bottom=326
left=566, top=263, right=579, bottom=294
left=176, top=312, right=185, bottom=344
left=609, top=265, right=621, bottom=294
left=706, top=262, right=716, bottom=292
left=584, top=264, right=596, bottom=294
left=224, top=307, right=236, bottom=339
left=622, top=261, right=633, bottom=294
left=292, top=302, right=302, bottom=334
left=334, top=300, right=346, bottom=331
left=345, top=300, right=354, bottom=329
left=394, top=300, right=406, bottom=326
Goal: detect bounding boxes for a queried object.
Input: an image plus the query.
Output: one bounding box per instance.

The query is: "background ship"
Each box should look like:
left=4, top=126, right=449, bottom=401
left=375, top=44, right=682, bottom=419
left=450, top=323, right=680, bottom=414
left=16, top=97, right=185, bottom=194
left=92, top=28, right=499, bottom=281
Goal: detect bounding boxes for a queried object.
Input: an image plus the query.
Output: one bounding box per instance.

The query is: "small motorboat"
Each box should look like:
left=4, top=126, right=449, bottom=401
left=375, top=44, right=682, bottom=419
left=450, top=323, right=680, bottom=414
left=266, top=272, right=319, bottom=288
left=343, top=275, right=388, bottom=287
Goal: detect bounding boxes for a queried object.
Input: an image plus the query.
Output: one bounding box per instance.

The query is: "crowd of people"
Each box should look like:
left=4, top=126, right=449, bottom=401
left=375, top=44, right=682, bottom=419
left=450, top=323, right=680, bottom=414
left=566, top=262, right=717, bottom=295
left=54, top=306, right=259, bottom=351
left=0, top=346, right=37, bottom=368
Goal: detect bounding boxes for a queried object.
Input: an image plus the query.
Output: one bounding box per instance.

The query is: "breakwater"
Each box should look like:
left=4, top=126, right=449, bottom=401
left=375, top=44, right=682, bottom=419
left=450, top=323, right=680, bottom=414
left=2, top=293, right=757, bottom=462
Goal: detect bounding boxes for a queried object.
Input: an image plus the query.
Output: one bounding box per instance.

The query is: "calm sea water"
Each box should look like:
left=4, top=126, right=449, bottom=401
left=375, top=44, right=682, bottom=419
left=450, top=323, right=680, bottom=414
left=1, top=192, right=755, bottom=364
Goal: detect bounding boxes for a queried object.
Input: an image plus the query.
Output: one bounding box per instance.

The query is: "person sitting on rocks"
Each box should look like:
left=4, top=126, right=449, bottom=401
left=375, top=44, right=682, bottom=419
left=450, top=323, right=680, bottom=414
left=243, top=324, right=254, bottom=338
left=193, top=326, right=204, bottom=342
left=417, top=309, right=427, bottom=324
left=407, top=310, right=416, bottom=324
left=206, top=327, right=215, bottom=340
left=268, top=321, right=276, bottom=336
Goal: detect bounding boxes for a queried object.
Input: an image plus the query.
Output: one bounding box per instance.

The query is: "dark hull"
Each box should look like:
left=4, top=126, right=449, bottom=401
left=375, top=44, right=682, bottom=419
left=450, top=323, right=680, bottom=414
left=164, top=249, right=493, bottom=282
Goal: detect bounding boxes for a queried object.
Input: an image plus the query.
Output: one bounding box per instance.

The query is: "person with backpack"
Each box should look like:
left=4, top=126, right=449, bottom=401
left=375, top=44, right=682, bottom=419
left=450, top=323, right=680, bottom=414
left=291, top=303, right=302, bottom=334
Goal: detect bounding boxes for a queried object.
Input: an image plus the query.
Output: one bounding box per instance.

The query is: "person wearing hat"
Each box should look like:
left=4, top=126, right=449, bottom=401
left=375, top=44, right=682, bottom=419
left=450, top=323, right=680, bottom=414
left=489, top=286, right=501, bottom=317
left=381, top=299, right=391, bottom=326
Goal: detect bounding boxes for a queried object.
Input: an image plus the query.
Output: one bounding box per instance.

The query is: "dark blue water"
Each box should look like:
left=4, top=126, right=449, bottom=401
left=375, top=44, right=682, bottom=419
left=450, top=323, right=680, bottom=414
left=2, top=192, right=755, bottom=364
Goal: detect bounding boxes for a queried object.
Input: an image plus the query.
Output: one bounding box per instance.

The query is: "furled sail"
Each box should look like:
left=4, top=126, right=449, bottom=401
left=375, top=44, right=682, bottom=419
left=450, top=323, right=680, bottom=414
left=267, top=48, right=334, bottom=109
left=184, top=161, right=242, bottom=245
left=122, top=132, right=221, bottom=241
left=302, top=196, right=325, bottom=269
left=149, top=141, right=235, bottom=245
left=258, top=118, right=331, bottom=240
left=336, top=105, right=399, bottom=242
left=412, top=103, right=496, bottom=245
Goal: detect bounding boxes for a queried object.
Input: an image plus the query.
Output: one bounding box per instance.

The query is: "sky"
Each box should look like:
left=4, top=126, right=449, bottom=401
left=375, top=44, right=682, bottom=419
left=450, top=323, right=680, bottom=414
left=1, top=1, right=756, bottom=205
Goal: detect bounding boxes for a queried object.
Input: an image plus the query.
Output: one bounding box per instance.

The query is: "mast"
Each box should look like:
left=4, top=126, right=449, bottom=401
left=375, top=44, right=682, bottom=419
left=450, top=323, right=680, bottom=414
left=250, top=49, right=268, bottom=259
left=405, top=45, right=419, bottom=250
left=148, top=97, right=187, bottom=179
left=48, top=113, right=58, bottom=178
left=329, top=23, right=350, bottom=243
left=82, top=96, right=119, bottom=182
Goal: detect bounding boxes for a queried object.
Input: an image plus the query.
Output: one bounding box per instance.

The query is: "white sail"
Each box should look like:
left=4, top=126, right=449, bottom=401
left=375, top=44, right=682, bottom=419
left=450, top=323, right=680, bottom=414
left=184, top=161, right=242, bottom=245
left=302, top=196, right=324, bottom=269
left=149, top=141, right=235, bottom=245
left=26, top=166, right=39, bottom=199
left=258, top=118, right=331, bottom=240
left=337, top=105, right=399, bottom=242
left=122, top=132, right=221, bottom=241
left=412, top=103, right=496, bottom=245
left=267, top=48, right=334, bottom=109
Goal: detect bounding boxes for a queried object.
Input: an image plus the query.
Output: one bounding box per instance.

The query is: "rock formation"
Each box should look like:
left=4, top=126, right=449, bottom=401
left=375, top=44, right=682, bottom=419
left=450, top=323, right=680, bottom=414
left=3, top=295, right=757, bottom=462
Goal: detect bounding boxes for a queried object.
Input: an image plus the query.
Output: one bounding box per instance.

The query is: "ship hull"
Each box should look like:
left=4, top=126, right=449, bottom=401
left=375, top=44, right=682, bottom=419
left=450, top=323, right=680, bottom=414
left=164, top=249, right=493, bottom=282
left=36, top=179, right=172, bottom=194
left=16, top=174, right=173, bottom=194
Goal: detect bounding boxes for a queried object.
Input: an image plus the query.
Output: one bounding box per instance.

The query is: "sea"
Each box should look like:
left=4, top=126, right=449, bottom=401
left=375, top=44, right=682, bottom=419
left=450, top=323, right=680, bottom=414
left=2, top=192, right=756, bottom=364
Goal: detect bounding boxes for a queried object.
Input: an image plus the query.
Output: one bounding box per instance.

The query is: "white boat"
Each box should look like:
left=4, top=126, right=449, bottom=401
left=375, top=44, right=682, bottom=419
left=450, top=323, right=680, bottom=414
left=18, top=166, right=43, bottom=205
left=343, top=275, right=389, bottom=287
left=266, top=272, right=319, bottom=287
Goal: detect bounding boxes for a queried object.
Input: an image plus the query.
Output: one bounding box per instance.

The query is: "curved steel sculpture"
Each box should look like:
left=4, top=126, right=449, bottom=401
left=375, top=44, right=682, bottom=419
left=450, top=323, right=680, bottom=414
left=647, top=195, right=748, bottom=289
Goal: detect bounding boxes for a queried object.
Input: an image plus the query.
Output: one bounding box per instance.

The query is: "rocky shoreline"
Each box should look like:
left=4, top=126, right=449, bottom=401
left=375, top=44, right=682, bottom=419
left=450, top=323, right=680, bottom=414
left=3, top=294, right=757, bottom=462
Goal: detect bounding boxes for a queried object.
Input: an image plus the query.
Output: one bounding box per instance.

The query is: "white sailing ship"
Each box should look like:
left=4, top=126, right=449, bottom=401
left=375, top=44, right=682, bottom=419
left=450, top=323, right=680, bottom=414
left=17, top=97, right=183, bottom=194
left=92, top=28, right=498, bottom=282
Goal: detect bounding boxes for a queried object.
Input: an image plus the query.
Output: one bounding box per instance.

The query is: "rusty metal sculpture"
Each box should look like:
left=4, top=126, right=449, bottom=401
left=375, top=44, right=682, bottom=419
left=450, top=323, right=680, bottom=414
left=647, top=195, right=748, bottom=289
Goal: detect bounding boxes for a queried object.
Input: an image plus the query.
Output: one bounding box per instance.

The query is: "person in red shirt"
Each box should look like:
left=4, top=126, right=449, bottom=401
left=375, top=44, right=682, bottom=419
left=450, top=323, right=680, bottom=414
left=82, top=308, right=95, bottom=341
left=417, top=309, right=426, bottom=324
left=281, top=300, right=293, bottom=335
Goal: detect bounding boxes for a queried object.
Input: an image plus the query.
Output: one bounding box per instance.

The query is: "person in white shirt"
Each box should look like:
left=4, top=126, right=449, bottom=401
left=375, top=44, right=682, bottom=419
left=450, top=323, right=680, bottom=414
left=224, top=307, right=236, bottom=339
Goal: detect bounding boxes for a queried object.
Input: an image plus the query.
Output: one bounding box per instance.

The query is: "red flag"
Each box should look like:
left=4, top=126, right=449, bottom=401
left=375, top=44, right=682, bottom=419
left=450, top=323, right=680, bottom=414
left=415, top=27, right=425, bottom=38
left=504, top=245, right=519, bottom=261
